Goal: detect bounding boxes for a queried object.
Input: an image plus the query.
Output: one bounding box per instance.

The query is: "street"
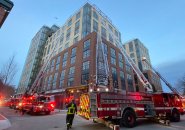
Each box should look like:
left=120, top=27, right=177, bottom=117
left=1, top=107, right=185, bottom=130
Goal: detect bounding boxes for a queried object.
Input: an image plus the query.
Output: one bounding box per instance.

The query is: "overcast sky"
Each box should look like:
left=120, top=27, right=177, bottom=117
left=0, top=0, right=185, bottom=92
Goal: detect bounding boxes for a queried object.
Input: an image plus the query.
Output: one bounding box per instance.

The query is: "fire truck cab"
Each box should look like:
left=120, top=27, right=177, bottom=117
left=22, top=95, right=55, bottom=115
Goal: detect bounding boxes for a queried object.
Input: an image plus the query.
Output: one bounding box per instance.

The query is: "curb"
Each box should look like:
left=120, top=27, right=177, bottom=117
left=0, top=114, right=11, bottom=130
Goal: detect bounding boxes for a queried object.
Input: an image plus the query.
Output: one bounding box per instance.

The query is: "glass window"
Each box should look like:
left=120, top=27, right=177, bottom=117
left=71, top=47, right=76, bottom=57
left=76, top=11, right=81, bottom=20
left=118, top=53, right=123, bottom=61
left=73, top=36, right=78, bottom=44
left=66, top=28, right=71, bottom=41
left=126, top=65, right=131, bottom=73
left=83, top=39, right=91, bottom=50
left=129, top=42, right=134, bottom=52
left=109, top=34, right=113, bottom=43
left=119, top=61, right=123, bottom=69
left=62, top=60, right=67, bottom=67
left=110, top=48, right=116, bottom=57
left=120, top=71, right=126, bottom=90
left=102, top=42, right=108, bottom=54
left=112, top=67, right=118, bottom=88
left=83, top=50, right=90, bottom=59
left=56, top=56, right=60, bottom=64
left=63, top=52, right=68, bottom=61
left=93, top=20, right=98, bottom=32
left=60, top=70, right=66, bottom=80
left=93, top=11, right=98, bottom=20
left=115, top=30, right=118, bottom=37
left=52, top=73, right=58, bottom=89
left=108, top=25, right=113, bottom=32
left=130, top=53, right=134, bottom=58
left=111, top=57, right=116, bottom=65
left=68, top=77, right=74, bottom=86
left=70, top=56, right=76, bottom=64
left=81, top=74, right=89, bottom=85
left=69, top=66, right=75, bottom=77
left=74, top=20, right=80, bottom=35
left=82, top=61, right=90, bottom=71
left=101, top=26, right=107, bottom=38
left=68, top=19, right=72, bottom=26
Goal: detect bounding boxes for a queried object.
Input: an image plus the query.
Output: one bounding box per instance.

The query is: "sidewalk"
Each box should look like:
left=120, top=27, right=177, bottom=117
left=0, top=114, right=11, bottom=130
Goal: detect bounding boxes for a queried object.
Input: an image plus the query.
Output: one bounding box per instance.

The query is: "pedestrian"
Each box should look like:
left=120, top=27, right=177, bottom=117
left=66, top=99, right=77, bottom=130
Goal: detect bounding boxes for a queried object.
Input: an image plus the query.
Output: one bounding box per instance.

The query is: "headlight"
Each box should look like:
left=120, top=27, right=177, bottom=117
left=38, top=105, right=43, bottom=108
left=18, top=103, right=22, bottom=106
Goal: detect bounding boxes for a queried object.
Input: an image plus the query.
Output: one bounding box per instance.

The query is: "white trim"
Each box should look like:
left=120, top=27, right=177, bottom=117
left=135, top=107, right=144, bottom=111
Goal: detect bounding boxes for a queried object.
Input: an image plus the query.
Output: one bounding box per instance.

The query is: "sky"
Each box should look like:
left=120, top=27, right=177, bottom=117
left=0, top=0, right=185, bottom=92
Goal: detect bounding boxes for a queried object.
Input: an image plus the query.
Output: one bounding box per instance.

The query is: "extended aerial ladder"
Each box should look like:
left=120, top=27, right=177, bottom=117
left=105, top=26, right=153, bottom=93
left=142, top=57, right=182, bottom=96
left=25, top=35, right=60, bottom=95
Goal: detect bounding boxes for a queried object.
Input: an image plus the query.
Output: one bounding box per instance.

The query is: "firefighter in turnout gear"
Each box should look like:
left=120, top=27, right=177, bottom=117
left=66, top=99, right=77, bottom=130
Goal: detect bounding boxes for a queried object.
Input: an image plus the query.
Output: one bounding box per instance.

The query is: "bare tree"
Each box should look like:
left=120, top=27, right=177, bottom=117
left=176, top=74, right=185, bottom=95
left=0, top=55, right=17, bottom=98
left=0, top=54, right=17, bottom=85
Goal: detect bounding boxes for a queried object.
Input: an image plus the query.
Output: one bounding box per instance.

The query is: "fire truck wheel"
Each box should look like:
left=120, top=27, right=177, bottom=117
left=122, top=110, right=136, bottom=128
left=171, top=109, right=180, bottom=122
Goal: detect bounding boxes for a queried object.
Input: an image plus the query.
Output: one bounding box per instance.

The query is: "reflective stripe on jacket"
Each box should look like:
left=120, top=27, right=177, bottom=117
left=67, top=103, right=75, bottom=114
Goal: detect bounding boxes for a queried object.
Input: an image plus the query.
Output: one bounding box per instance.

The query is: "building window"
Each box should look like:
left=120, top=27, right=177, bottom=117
left=110, top=48, right=116, bottom=57
left=129, top=42, right=134, bottom=52
left=111, top=57, right=116, bottom=65
left=68, top=19, right=72, bottom=26
left=81, top=61, right=90, bottom=85
left=112, top=67, right=118, bottom=88
left=93, top=20, right=98, bottom=32
left=102, top=42, right=108, bottom=54
left=62, top=60, right=67, bottom=67
left=126, top=65, right=131, bottom=73
left=127, top=74, right=134, bottom=92
left=68, top=77, right=74, bottom=86
left=119, top=61, right=123, bottom=69
left=130, top=53, right=135, bottom=58
left=59, top=70, right=65, bottom=88
left=73, top=36, right=78, bottom=44
left=101, top=26, right=107, bottom=38
left=47, top=75, right=53, bottom=90
left=63, top=52, right=68, bottom=61
left=76, top=11, right=81, bottom=20
left=62, top=52, right=68, bottom=68
left=83, top=39, right=91, bottom=50
left=120, top=71, right=126, bottom=90
left=50, top=59, right=55, bottom=72
left=83, top=50, right=90, bottom=59
left=115, top=30, right=118, bottom=37
left=81, top=74, right=89, bottom=85
left=108, top=25, right=113, bottom=32
left=68, top=66, right=75, bottom=77
left=71, top=47, right=76, bottom=57
left=56, top=56, right=60, bottom=70
left=52, top=73, right=58, bottom=89
left=70, top=56, right=76, bottom=64
left=74, top=20, right=80, bottom=35
left=109, top=34, right=113, bottom=43
left=93, top=11, right=98, bottom=20
left=66, top=28, right=71, bottom=41
left=82, top=61, right=90, bottom=72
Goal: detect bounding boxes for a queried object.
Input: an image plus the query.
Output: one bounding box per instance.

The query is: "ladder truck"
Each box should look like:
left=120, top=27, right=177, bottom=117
left=78, top=33, right=184, bottom=128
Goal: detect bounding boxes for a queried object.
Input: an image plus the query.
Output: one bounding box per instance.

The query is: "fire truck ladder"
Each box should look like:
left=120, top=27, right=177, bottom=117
left=106, top=26, right=153, bottom=92
left=95, top=33, right=110, bottom=87
left=26, top=35, right=60, bottom=95
left=142, top=57, right=182, bottom=96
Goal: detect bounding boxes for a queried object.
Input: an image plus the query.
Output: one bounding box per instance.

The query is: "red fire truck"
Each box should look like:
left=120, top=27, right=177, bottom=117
left=18, top=95, right=55, bottom=115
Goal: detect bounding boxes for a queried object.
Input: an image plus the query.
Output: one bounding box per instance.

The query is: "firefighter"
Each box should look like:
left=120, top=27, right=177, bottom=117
left=66, top=99, right=77, bottom=130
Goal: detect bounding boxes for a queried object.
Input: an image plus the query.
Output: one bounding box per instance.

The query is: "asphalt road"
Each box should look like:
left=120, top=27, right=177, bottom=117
left=1, top=107, right=185, bottom=130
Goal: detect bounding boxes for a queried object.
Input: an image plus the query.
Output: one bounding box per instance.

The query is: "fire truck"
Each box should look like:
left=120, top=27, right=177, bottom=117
left=77, top=35, right=184, bottom=128
left=19, top=94, right=55, bottom=115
